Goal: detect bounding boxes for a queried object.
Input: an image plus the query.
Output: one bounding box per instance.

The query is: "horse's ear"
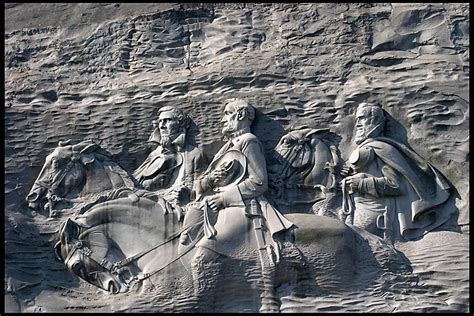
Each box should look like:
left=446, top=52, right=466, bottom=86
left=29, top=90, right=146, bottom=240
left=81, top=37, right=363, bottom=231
left=80, top=143, right=99, bottom=154
left=80, top=153, right=96, bottom=165
left=72, top=141, right=98, bottom=154
left=54, top=241, right=64, bottom=262
left=58, top=139, right=72, bottom=147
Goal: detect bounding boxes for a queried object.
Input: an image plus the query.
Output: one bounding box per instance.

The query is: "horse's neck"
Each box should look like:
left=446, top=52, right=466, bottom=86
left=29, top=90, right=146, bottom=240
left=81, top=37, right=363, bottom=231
left=83, top=204, right=182, bottom=263
left=278, top=146, right=314, bottom=183
left=81, top=160, right=121, bottom=196
left=305, top=140, right=333, bottom=186
left=80, top=198, right=181, bottom=243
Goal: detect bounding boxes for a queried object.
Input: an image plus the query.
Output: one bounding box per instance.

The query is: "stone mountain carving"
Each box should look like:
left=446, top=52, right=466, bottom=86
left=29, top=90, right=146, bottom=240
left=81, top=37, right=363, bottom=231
left=26, top=139, right=138, bottom=217
left=340, top=102, right=458, bottom=242
left=54, top=179, right=413, bottom=312
left=133, top=105, right=207, bottom=212
left=268, top=127, right=343, bottom=215
left=25, top=98, right=462, bottom=313
left=7, top=3, right=468, bottom=314
left=181, top=99, right=294, bottom=264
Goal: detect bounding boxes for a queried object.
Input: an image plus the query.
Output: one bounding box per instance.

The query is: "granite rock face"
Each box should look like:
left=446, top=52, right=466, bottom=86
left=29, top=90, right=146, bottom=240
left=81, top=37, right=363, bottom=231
left=4, top=3, right=469, bottom=313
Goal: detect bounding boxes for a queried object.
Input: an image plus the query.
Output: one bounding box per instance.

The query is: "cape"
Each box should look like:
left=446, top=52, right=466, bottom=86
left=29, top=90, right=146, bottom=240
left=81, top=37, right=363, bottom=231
left=360, top=137, right=456, bottom=240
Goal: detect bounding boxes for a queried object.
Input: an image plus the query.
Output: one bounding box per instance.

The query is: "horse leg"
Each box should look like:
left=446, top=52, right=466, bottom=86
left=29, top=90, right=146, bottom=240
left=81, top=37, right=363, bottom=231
left=279, top=241, right=313, bottom=298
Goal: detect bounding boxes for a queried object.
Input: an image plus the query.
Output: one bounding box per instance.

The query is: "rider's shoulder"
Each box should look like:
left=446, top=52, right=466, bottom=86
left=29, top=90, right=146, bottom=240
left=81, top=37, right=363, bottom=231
left=234, top=132, right=259, bottom=146
left=360, top=138, right=400, bottom=153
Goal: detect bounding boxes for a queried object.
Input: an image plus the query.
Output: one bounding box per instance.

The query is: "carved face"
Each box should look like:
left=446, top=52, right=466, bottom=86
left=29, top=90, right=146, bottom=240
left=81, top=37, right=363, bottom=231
left=354, top=105, right=386, bottom=145
left=221, top=103, right=242, bottom=137
left=158, top=111, right=182, bottom=146
left=355, top=107, right=378, bottom=145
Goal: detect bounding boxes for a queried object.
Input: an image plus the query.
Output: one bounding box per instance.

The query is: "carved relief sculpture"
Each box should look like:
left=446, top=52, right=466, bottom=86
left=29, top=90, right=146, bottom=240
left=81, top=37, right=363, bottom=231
left=134, top=106, right=207, bottom=213
left=5, top=3, right=468, bottom=314
left=340, top=102, right=457, bottom=242
left=19, top=99, right=467, bottom=313
left=26, top=140, right=137, bottom=217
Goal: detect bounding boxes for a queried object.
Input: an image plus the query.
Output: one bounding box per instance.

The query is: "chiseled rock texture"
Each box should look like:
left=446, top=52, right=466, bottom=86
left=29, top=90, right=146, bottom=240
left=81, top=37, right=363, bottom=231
left=4, top=3, right=469, bottom=313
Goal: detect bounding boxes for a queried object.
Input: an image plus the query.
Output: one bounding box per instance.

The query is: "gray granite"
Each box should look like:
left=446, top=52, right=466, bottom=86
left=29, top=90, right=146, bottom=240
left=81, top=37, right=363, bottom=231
left=4, top=3, right=469, bottom=313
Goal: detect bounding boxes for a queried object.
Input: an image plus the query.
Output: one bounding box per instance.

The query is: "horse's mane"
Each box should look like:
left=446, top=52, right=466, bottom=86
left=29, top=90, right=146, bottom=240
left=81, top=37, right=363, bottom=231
left=76, top=140, right=139, bottom=190
left=290, top=125, right=342, bottom=148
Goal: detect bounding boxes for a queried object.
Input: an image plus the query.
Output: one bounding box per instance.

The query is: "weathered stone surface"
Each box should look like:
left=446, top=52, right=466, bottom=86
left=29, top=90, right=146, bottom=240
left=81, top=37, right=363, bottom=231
left=4, top=3, right=469, bottom=313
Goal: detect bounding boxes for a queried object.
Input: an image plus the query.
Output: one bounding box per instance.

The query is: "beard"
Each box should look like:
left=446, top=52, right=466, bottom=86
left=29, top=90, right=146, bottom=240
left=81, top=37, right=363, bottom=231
left=355, top=122, right=384, bottom=145
left=355, top=126, right=368, bottom=145
left=160, top=131, right=180, bottom=148
left=160, top=134, right=172, bottom=147
left=222, top=126, right=231, bottom=138
left=222, top=121, right=239, bottom=139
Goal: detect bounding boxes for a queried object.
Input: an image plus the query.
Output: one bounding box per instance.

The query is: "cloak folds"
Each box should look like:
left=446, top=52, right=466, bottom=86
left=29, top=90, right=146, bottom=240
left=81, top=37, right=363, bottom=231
left=359, top=137, right=455, bottom=240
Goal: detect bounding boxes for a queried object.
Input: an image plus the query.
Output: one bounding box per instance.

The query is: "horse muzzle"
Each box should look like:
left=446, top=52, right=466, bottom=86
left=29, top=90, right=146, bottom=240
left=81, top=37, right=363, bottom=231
left=26, top=185, right=46, bottom=210
left=99, top=274, right=124, bottom=294
left=107, top=279, right=121, bottom=294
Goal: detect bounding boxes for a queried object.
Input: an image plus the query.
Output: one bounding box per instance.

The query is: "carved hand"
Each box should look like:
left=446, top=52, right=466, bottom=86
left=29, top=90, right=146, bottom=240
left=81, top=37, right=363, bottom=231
left=169, top=185, right=190, bottom=203
left=209, top=168, right=227, bottom=186
left=344, top=174, right=366, bottom=194
left=142, top=179, right=154, bottom=190
left=206, top=194, right=224, bottom=212
left=339, top=165, right=353, bottom=178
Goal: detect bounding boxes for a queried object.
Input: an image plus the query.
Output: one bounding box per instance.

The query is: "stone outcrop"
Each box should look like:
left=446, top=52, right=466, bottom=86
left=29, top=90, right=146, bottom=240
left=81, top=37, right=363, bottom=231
left=4, top=3, right=469, bottom=313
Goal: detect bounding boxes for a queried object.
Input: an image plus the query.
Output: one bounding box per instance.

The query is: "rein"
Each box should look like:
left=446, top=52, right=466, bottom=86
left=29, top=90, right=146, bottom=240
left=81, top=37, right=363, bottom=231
left=125, top=226, right=203, bottom=288
left=68, top=217, right=205, bottom=289
left=110, top=218, right=200, bottom=270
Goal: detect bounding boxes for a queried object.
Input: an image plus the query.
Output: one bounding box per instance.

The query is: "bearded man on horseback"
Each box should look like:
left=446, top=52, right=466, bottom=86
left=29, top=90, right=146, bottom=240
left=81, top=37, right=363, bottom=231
left=134, top=106, right=207, bottom=212
left=341, top=102, right=457, bottom=241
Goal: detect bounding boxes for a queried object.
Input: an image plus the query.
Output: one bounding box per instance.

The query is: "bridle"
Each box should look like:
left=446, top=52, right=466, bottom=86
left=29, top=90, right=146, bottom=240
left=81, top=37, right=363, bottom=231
left=37, top=158, right=76, bottom=193
left=62, top=218, right=204, bottom=290
left=35, top=159, right=79, bottom=216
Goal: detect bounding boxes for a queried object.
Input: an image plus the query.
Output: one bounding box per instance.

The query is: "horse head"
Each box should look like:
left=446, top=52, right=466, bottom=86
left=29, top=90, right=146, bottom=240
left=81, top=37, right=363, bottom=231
left=26, top=139, right=135, bottom=216
left=269, top=128, right=342, bottom=213
left=54, top=217, right=126, bottom=294
left=53, top=197, right=182, bottom=295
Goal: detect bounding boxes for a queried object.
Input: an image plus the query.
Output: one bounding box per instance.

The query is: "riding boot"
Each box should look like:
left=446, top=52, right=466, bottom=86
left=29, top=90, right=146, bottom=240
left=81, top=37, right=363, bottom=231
left=180, top=205, right=204, bottom=246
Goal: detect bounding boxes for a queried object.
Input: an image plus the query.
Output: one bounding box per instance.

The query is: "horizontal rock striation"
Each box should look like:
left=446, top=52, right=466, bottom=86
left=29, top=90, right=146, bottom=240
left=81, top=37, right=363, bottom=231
left=4, top=3, right=469, bottom=313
